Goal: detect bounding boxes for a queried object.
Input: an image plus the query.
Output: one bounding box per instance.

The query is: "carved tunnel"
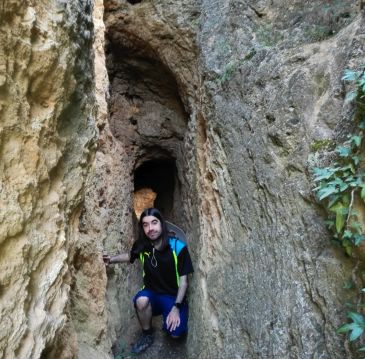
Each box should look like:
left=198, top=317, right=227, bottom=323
left=101, top=5, right=194, bottom=354
left=105, top=24, right=190, bottom=224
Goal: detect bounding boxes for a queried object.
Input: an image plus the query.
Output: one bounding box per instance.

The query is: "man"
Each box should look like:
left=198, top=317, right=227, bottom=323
left=103, top=208, right=194, bottom=354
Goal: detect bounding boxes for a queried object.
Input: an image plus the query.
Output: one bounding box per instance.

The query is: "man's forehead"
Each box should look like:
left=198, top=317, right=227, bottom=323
left=142, top=215, right=159, bottom=223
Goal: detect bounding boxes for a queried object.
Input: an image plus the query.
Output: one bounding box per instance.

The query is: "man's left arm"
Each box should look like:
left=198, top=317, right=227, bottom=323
left=175, top=275, right=188, bottom=304
left=166, top=275, right=188, bottom=332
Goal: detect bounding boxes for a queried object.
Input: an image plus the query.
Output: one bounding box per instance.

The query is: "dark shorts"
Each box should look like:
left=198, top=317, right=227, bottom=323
left=133, top=289, right=189, bottom=337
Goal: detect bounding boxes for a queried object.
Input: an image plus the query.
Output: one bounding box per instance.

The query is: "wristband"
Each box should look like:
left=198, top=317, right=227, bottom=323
left=174, top=302, right=182, bottom=309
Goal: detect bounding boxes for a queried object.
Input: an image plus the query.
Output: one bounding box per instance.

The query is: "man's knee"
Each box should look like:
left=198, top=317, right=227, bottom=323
left=135, top=296, right=150, bottom=311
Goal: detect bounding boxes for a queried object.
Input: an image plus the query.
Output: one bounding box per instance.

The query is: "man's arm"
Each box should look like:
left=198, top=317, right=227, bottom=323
left=166, top=275, right=188, bottom=332
left=175, top=275, right=188, bottom=304
left=103, top=252, right=130, bottom=265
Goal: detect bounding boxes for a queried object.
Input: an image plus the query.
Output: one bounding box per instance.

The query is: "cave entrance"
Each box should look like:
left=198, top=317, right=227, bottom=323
left=105, top=24, right=190, bottom=230
left=101, top=6, right=193, bottom=358
left=133, top=158, right=178, bottom=221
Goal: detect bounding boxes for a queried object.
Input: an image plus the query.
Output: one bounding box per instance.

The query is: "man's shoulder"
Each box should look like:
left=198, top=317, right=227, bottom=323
left=168, top=236, right=187, bottom=256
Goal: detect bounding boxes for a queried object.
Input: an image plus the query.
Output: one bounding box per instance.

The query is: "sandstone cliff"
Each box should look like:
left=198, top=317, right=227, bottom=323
left=0, top=1, right=97, bottom=358
left=1, top=1, right=365, bottom=358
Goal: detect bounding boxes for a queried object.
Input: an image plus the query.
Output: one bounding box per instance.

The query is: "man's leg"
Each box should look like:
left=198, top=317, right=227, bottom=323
left=131, top=290, right=159, bottom=354
left=135, top=296, right=153, bottom=330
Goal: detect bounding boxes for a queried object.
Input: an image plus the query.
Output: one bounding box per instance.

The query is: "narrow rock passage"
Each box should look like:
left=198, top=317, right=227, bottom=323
left=103, top=6, right=194, bottom=356
left=107, top=159, right=190, bottom=358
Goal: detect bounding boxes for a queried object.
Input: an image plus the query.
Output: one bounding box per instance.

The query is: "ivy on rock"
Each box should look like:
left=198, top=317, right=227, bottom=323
left=312, top=66, right=365, bottom=354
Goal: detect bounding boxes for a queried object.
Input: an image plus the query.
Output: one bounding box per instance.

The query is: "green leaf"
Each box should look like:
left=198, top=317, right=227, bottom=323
left=326, top=178, right=348, bottom=192
left=345, top=91, right=357, bottom=102
left=343, top=230, right=353, bottom=239
left=337, top=323, right=360, bottom=333
left=348, top=312, right=365, bottom=325
left=350, top=326, right=364, bottom=341
left=361, top=185, right=365, bottom=199
left=312, top=167, right=336, bottom=182
left=336, top=210, right=345, bottom=233
left=329, top=202, right=348, bottom=215
left=328, top=194, right=341, bottom=208
left=342, top=193, right=350, bottom=205
left=337, top=146, right=352, bottom=157
left=353, top=177, right=364, bottom=186
left=342, top=69, right=360, bottom=82
left=317, top=186, right=338, bottom=201
left=350, top=221, right=362, bottom=233
left=350, top=135, right=362, bottom=147
left=344, top=242, right=353, bottom=256
left=339, top=182, right=349, bottom=192
left=354, top=234, right=365, bottom=246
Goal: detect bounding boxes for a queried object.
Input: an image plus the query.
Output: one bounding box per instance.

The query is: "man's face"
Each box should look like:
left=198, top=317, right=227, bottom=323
left=142, top=215, right=162, bottom=240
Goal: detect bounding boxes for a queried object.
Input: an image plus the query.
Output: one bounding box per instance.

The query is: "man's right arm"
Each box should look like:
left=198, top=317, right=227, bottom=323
left=103, top=252, right=131, bottom=265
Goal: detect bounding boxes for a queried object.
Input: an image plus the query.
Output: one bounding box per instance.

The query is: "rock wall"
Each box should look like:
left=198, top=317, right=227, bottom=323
left=0, top=1, right=96, bottom=358
left=100, top=1, right=365, bottom=358
left=191, top=1, right=363, bottom=358
left=2, top=0, right=365, bottom=358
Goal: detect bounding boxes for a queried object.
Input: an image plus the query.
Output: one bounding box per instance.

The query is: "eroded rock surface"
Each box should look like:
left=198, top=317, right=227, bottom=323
left=0, top=1, right=96, bottom=358
left=100, top=1, right=365, bottom=359
left=2, top=0, right=365, bottom=359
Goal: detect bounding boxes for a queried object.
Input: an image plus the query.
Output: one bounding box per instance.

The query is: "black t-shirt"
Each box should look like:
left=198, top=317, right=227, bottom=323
left=130, top=238, right=194, bottom=296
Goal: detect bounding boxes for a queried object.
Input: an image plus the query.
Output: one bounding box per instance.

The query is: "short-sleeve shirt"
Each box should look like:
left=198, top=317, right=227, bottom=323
left=130, top=238, right=194, bottom=296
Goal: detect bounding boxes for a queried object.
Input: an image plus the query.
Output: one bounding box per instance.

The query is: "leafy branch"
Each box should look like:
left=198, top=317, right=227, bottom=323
left=337, top=308, right=365, bottom=348
left=312, top=66, right=365, bottom=354
left=312, top=128, right=365, bottom=255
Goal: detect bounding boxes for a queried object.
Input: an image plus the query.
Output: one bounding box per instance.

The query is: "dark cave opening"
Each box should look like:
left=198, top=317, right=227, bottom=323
left=126, top=0, right=143, bottom=4
left=134, top=158, right=178, bottom=221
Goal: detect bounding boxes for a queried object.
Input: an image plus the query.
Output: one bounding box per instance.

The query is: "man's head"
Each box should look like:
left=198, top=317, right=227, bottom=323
left=139, top=208, right=167, bottom=243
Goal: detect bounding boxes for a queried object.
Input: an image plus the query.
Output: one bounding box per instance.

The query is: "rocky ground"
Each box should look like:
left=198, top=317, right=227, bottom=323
left=112, top=316, right=188, bottom=359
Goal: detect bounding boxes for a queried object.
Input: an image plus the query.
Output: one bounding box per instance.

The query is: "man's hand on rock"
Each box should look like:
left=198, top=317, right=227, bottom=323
left=102, top=254, right=111, bottom=266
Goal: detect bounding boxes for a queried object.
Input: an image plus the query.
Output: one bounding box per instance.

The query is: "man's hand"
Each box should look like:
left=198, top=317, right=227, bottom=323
left=166, top=306, right=180, bottom=332
left=102, top=254, right=111, bottom=266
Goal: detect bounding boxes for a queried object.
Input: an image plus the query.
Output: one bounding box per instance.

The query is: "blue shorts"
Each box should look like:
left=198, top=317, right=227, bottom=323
left=133, top=289, right=189, bottom=337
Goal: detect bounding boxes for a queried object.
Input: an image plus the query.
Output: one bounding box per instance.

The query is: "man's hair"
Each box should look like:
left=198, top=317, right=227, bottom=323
left=137, top=208, right=170, bottom=251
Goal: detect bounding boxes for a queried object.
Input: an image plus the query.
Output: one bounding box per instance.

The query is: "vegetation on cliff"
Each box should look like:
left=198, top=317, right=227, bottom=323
left=313, top=67, right=365, bottom=353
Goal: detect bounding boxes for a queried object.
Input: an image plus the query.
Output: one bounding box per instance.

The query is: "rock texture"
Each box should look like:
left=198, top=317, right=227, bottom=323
left=2, top=0, right=365, bottom=359
left=0, top=1, right=96, bottom=358
left=100, top=1, right=365, bottom=359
